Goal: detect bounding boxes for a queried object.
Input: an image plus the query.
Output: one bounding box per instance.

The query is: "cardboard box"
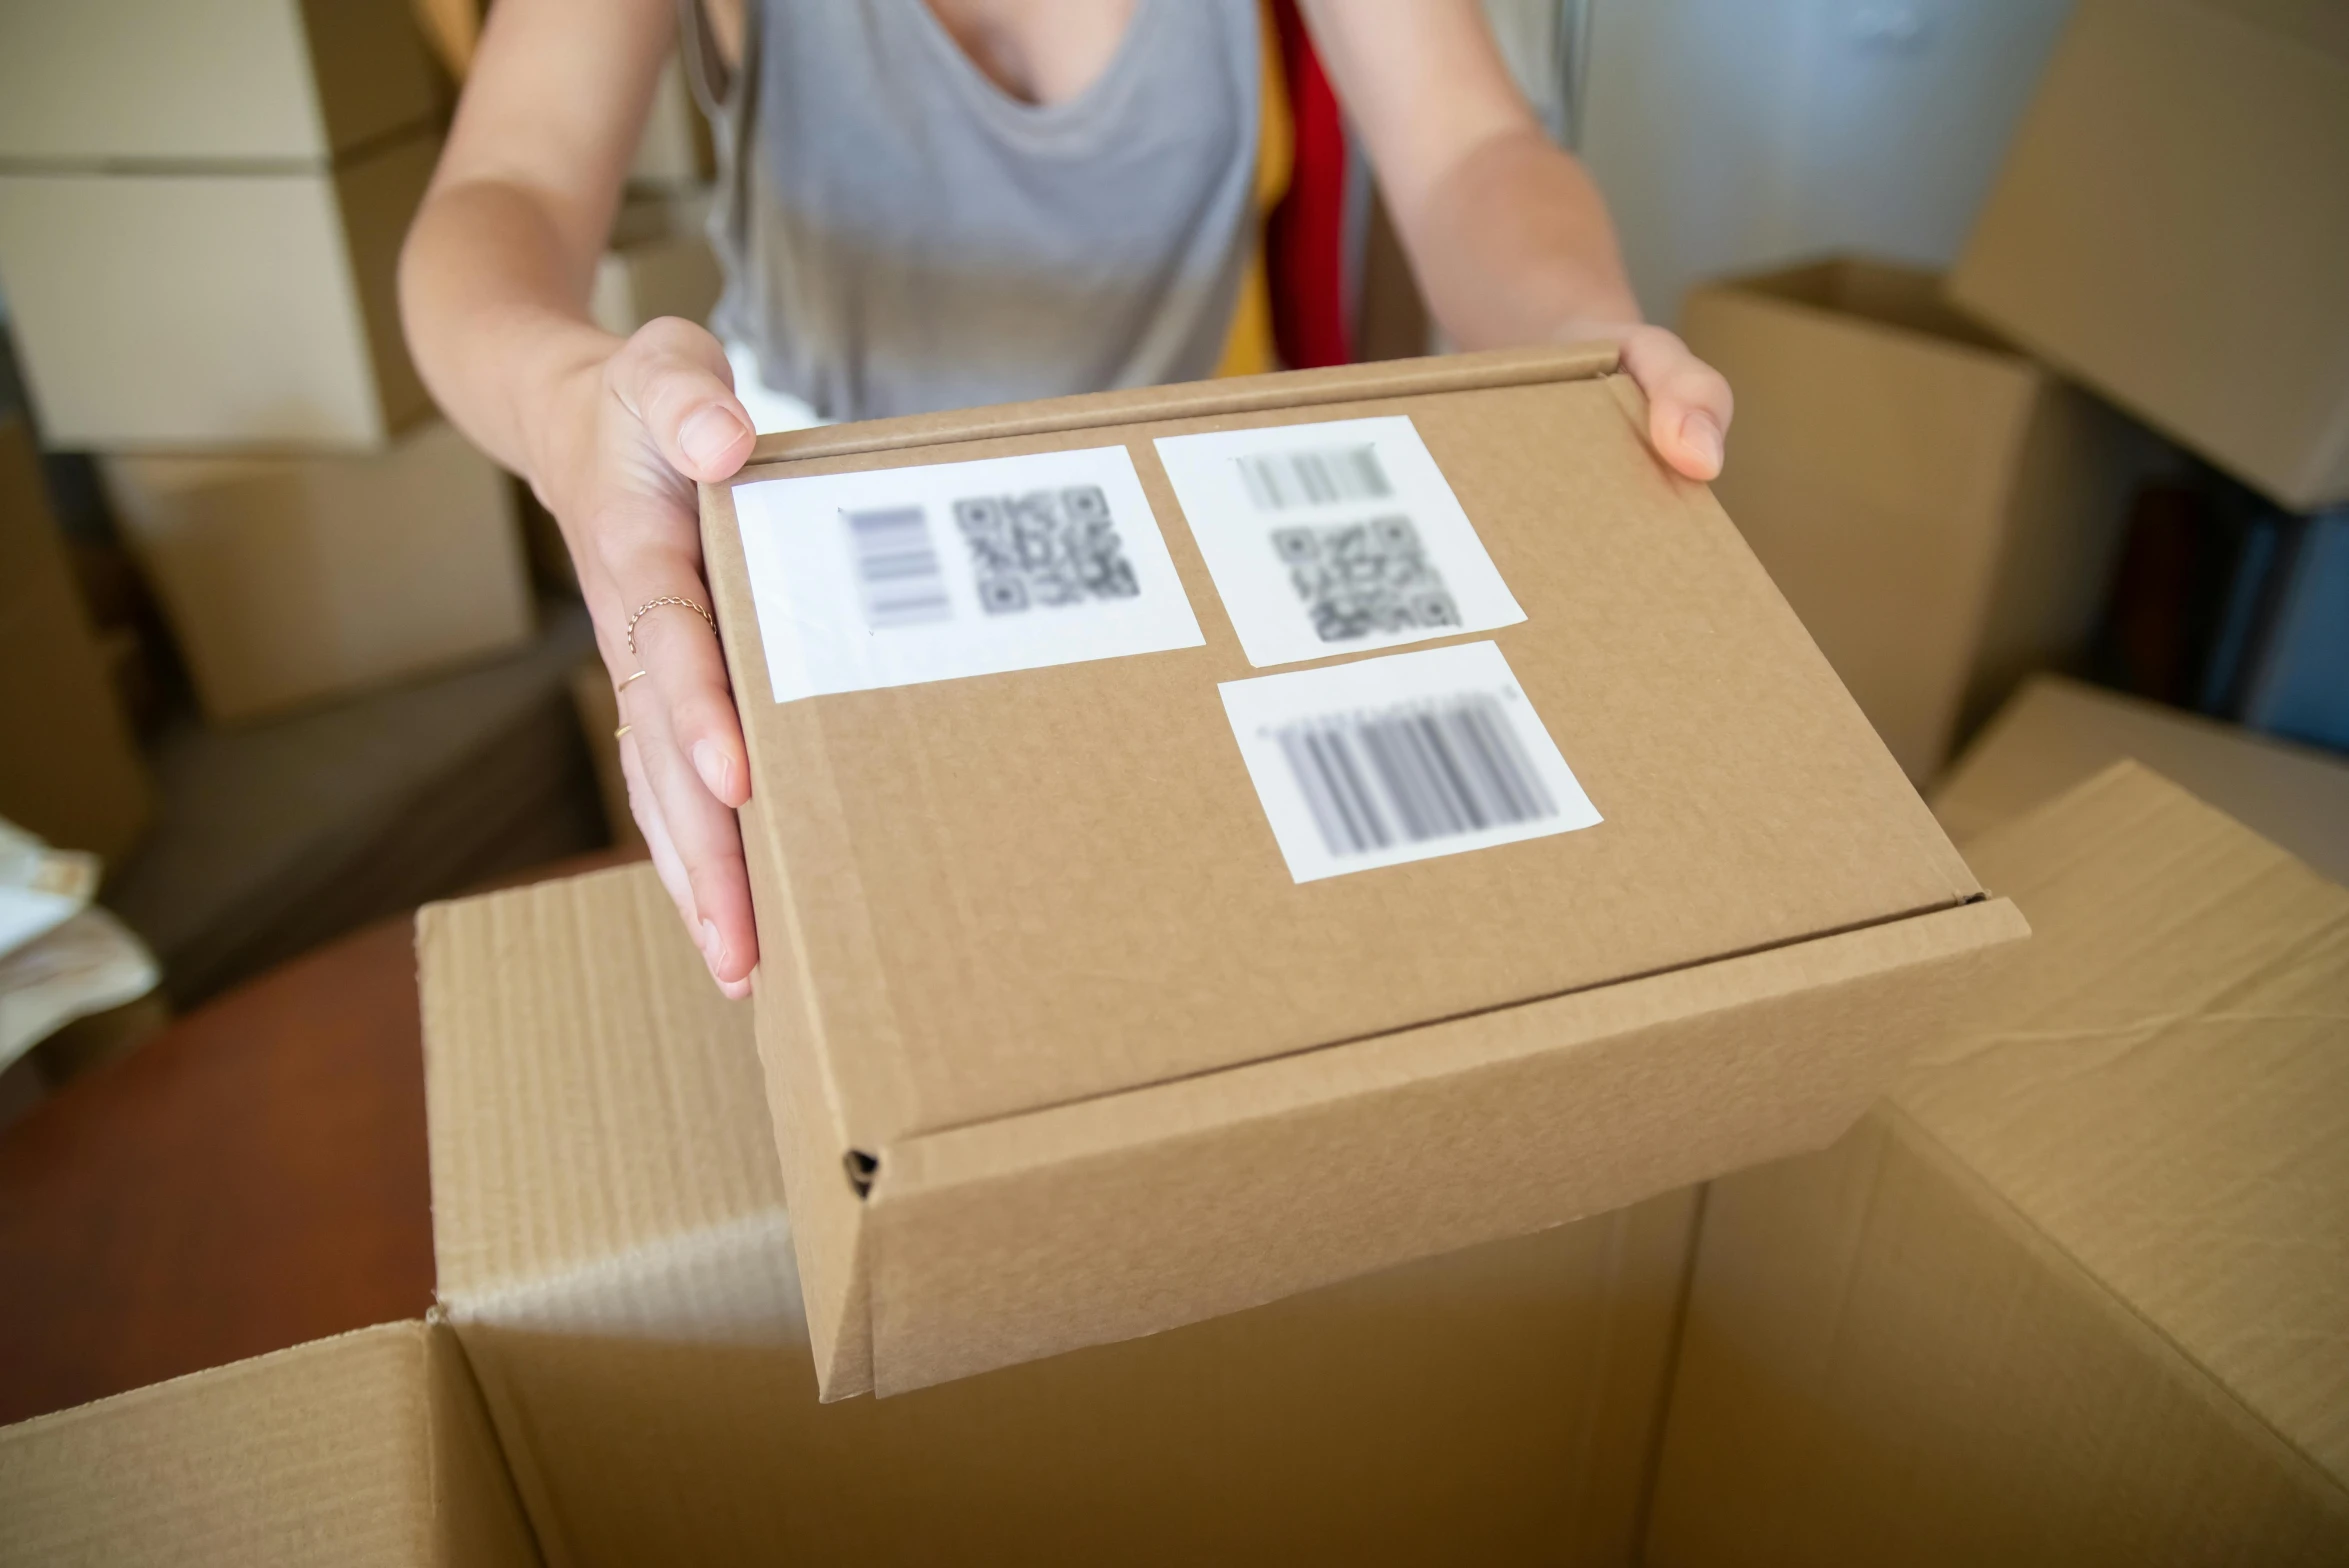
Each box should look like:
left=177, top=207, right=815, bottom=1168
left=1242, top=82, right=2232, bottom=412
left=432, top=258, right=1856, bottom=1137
left=0, top=129, right=438, bottom=449
left=1644, top=762, right=2349, bottom=1565
left=0, top=414, right=151, bottom=866
left=421, top=861, right=1700, bottom=1567
left=0, top=0, right=440, bottom=165
left=1947, top=0, right=2349, bottom=512
left=101, top=420, right=532, bottom=723
left=1935, top=673, right=2349, bottom=885
left=1681, top=259, right=2147, bottom=780
left=698, top=345, right=2026, bottom=1397
left=588, top=191, right=720, bottom=338
left=0, top=1321, right=537, bottom=1567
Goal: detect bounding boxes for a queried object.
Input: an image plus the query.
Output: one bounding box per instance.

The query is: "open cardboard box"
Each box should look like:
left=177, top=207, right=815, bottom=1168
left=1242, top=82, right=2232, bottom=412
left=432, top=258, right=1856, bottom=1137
left=699, top=346, right=2028, bottom=1398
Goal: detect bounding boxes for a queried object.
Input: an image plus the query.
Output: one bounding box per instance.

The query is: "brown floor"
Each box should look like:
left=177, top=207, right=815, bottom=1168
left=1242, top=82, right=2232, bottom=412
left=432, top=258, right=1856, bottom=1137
left=0, top=848, right=640, bottom=1425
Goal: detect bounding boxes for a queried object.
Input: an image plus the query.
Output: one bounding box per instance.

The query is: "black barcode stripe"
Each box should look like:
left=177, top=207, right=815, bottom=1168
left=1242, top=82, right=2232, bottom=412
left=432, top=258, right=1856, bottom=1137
left=1237, top=445, right=1392, bottom=511
left=844, top=507, right=951, bottom=626
left=1280, top=693, right=1553, bottom=857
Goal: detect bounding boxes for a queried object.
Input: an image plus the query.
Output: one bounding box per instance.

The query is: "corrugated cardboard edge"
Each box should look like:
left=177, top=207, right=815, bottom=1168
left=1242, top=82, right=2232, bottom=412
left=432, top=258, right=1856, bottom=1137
left=0, top=1318, right=539, bottom=1567
left=851, top=895, right=2026, bottom=1396
left=733, top=343, right=1623, bottom=469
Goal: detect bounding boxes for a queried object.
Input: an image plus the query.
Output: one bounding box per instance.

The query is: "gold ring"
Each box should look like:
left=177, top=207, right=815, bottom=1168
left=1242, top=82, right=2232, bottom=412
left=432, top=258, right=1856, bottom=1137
left=626, top=596, right=717, bottom=659
left=613, top=724, right=633, bottom=740
left=617, top=668, right=650, bottom=692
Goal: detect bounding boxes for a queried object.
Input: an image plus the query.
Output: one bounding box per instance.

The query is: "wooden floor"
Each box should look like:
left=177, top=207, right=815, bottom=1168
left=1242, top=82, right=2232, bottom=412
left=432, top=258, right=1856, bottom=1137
left=0, top=850, right=636, bottom=1425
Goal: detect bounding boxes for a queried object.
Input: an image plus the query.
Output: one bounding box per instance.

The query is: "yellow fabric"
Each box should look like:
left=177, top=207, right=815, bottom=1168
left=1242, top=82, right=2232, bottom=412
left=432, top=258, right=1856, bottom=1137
left=1213, top=0, right=1294, bottom=378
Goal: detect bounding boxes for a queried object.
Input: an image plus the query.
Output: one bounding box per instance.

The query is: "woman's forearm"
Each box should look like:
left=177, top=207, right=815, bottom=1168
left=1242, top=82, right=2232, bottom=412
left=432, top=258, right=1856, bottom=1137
left=1400, top=126, right=1644, bottom=350
left=398, top=178, right=619, bottom=495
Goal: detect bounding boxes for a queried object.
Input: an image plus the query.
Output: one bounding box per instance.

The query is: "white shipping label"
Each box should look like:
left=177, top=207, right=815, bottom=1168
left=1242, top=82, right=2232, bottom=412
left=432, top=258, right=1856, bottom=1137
left=1220, top=640, right=1600, bottom=883
left=1154, top=415, right=1525, bottom=668
left=732, top=447, right=1205, bottom=703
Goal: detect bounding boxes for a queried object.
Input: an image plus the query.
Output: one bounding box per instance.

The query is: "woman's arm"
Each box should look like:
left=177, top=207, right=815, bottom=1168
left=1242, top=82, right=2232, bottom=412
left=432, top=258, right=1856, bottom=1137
left=400, top=0, right=761, bottom=996
left=1301, top=0, right=1732, bottom=481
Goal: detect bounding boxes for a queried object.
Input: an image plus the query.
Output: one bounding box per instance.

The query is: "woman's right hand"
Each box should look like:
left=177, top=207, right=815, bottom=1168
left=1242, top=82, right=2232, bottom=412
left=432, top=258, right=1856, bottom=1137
left=529, top=316, right=762, bottom=997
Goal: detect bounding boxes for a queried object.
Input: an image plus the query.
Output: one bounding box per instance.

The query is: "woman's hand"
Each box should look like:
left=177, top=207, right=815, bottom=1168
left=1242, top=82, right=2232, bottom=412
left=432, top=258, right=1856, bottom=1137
left=1569, top=321, right=1735, bottom=483
left=531, top=317, right=762, bottom=997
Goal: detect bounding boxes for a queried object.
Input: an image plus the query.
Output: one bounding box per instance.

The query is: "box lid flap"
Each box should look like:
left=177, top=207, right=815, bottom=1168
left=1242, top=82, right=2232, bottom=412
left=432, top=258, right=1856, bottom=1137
left=1902, top=762, right=2349, bottom=1485
left=707, top=349, right=1980, bottom=1142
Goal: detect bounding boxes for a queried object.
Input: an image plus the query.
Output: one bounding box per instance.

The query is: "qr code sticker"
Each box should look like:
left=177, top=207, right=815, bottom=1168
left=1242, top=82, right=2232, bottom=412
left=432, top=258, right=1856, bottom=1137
left=954, top=486, right=1141, bottom=615
left=1272, top=515, right=1460, bottom=644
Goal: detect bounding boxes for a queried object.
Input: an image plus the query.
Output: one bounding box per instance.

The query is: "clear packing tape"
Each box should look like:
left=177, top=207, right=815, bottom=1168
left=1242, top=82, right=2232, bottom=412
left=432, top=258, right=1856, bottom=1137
left=0, top=816, right=159, bottom=1070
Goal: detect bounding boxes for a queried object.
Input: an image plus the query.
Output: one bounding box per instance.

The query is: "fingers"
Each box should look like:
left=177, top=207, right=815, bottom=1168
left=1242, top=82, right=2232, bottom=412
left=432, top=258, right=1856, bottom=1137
left=1618, top=325, right=1734, bottom=483
left=618, top=722, right=752, bottom=1000
left=605, top=316, right=757, bottom=484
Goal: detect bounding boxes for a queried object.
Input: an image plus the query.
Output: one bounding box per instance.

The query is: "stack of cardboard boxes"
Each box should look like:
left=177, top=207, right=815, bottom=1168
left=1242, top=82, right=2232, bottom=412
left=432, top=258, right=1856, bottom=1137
left=0, top=0, right=533, bottom=730
left=1, top=331, right=2344, bottom=1560
left=1683, top=0, right=2348, bottom=779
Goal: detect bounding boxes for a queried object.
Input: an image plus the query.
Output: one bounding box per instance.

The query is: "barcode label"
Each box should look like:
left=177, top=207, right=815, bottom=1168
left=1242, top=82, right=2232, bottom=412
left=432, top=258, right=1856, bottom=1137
left=843, top=506, right=952, bottom=628
left=1237, top=445, right=1391, bottom=511
left=736, top=445, right=1203, bottom=703
left=1156, top=416, right=1525, bottom=669
left=1219, top=641, right=1600, bottom=882
left=1278, top=692, right=1556, bottom=857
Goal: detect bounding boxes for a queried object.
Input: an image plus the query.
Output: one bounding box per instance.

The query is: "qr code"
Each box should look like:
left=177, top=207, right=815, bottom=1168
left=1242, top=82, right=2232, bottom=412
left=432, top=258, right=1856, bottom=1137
left=953, top=486, right=1141, bottom=615
left=1272, top=515, right=1459, bottom=643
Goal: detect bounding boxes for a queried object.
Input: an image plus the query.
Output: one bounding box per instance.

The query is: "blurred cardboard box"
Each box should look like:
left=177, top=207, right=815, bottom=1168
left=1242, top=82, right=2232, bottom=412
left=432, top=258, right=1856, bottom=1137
left=0, top=129, right=439, bottom=449
left=700, top=346, right=2025, bottom=1398
left=0, top=415, right=151, bottom=867
left=566, top=658, right=646, bottom=855
left=626, top=51, right=713, bottom=190
left=1644, top=763, right=2349, bottom=1566
left=1681, top=259, right=2148, bottom=781
left=1948, top=0, right=2349, bottom=512
left=1935, top=673, right=2349, bottom=884
left=0, top=0, right=440, bottom=165
left=101, top=420, right=532, bottom=723
left=0, top=1321, right=537, bottom=1568
left=589, top=191, right=721, bottom=338
left=421, top=860, right=1696, bottom=1566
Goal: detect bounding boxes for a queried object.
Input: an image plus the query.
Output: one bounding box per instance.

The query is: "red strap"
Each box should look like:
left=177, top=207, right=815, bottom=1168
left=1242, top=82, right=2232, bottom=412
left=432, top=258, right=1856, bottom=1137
left=1267, top=0, right=1352, bottom=369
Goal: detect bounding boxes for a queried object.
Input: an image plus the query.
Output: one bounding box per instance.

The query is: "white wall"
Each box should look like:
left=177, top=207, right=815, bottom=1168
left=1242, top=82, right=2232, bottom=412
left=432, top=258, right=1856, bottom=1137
left=1578, top=0, right=2079, bottom=324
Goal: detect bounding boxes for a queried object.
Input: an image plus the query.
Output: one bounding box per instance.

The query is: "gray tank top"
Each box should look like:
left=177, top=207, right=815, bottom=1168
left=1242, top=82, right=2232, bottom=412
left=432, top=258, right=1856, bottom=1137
left=695, top=0, right=1262, bottom=422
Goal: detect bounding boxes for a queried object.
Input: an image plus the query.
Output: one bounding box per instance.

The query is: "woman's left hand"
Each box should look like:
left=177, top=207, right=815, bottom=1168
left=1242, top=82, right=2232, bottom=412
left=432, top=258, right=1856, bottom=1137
left=1569, top=321, right=1735, bottom=483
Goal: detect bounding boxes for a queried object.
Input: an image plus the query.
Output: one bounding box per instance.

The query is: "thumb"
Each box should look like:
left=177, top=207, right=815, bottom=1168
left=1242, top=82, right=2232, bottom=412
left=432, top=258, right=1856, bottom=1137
left=606, top=316, right=757, bottom=483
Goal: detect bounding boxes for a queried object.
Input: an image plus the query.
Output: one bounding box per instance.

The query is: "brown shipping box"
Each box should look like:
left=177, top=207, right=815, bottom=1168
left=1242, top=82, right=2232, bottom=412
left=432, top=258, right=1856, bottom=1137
left=0, top=414, right=151, bottom=865
left=1644, top=763, right=2349, bottom=1565
left=421, top=862, right=1698, bottom=1567
left=1680, top=258, right=2147, bottom=781
left=698, top=346, right=2027, bottom=1398
left=0, top=130, right=438, bottom=450
left=0, top=0, right=439, bottom=165
left=101, top=420, right=532, bottom=723
left=0, top=1321, right=538, bottom=1568
left=1935, top=673, right=2349, bottom=885
left=1947, top=0, right=2349, bottom=512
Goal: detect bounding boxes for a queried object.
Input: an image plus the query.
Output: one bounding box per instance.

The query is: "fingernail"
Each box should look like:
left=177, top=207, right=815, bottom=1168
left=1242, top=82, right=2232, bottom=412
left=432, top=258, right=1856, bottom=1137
left=1680, top=411, right=1725, bottom=473
left=680, top=406, right=748, bottom=471
left=692, top=738, right=733, bottom=799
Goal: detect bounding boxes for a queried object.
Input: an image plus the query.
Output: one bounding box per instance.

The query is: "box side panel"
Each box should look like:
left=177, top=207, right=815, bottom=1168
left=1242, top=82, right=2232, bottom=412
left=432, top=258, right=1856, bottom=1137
left=332, top=130, right=441, bottom=444
left=0, top=1, right=321, bottom=162
left=102, top=421, right=528, bottom=722
left=297, top=0, right=445, bottom=157
left=443, top=1195, right=1693, bottom=1568
left=1947, top=0, right=2349, bottom=510
left=1681, top=278, right=2034, bottom=779
left=1930, top=675, right=2349, bottom=883
left=421, top=1322, right=543, bottom=1568
left=864, top=898, right=2025, bottom=1394
left=0, top=417, right=151, bottom=866
left=1644, top=1110, right=2349, bottom=1567
left=0, top=170, right=384, bottom=448
left=0, top=1322, right=531, bottom=1568
left=1954, top=382, right=2152, bottom=748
